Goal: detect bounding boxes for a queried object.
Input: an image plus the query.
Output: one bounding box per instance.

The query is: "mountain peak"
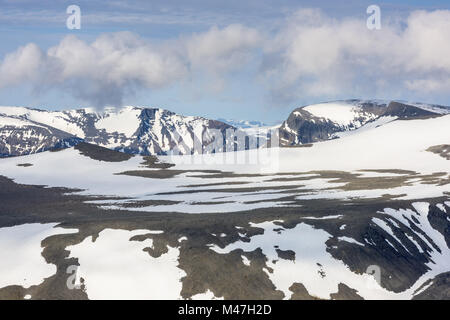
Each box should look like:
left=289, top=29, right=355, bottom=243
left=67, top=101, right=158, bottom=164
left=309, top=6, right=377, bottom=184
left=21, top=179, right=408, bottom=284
left=279, top=99, right=450, bottom=146
left=0, top=105, right=236, bottom=157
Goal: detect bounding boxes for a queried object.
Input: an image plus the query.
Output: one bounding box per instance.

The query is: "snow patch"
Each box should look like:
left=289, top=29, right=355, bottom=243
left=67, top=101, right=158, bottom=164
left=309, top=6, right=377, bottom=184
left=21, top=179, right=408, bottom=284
left=209, top=221, right=398, bottom=300
left=95, top=106, right=141, bottom=137
left=190, top=289, right=224, bottom=300
left=337, top=237, right=365, bottom=246
left=303, top=103, right=365, bottom=127
left=67, top=228, right=186, bottom=300
left=0, top=223, right=78, bottom=289
left=241, top=255, right=251, bottom=266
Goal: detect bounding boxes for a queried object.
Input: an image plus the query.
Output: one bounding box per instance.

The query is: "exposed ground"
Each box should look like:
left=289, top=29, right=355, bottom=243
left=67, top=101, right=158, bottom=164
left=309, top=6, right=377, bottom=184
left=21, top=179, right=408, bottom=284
left=0, top=126, right=449, bottom=300
left=0, top=173, right=448, bottom=300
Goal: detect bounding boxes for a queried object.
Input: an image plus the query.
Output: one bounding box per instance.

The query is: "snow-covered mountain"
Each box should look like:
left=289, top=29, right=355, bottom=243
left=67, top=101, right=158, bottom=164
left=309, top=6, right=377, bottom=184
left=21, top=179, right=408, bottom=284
left=217, top=118, right=282, bottom=144
left=217, top=118, right=275, bottom=129
left=0, top=106, right=246, bottom=157
left=279, top=100, right=450, bottom=146
left=0, top=111, right=449, bottom=299
left=2, top=100, right=449, bottom=158
left=0, top=114, right=82, bottom=157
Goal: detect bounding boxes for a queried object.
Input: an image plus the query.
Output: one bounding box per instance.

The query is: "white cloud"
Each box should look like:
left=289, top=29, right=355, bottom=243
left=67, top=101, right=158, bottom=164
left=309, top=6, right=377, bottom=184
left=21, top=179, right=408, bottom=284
left=185, top=24, right=261, bottom=74
left=48, top=33, right=187, bottom=88
left=262, top=9, right=450, bottom=102
left=402, top=10, right=450, bottom=73
left=0, top=43, right=44, bottom=87
left=405, top=77, right=450, bottom=93
left=0, top=26, right=260, bottom=107
left=1, top=9, right=450, bottom=107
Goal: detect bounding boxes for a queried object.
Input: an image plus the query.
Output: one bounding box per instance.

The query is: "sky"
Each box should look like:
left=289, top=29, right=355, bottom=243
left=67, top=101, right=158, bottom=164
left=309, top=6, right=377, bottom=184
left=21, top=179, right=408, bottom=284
left=0, top=0, right=450, bottom=122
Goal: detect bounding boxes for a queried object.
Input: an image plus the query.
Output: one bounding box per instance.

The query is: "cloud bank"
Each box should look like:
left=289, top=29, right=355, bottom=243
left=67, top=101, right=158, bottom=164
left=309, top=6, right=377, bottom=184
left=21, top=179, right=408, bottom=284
left=1, top=9, right=450, bottom=108
left=262, top=9, right=450, bottom=103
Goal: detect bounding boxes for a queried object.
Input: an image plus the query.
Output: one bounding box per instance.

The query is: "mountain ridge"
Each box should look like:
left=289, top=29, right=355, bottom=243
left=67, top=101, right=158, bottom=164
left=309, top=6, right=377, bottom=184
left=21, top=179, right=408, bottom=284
left=0, top=106, right=241, bottom=157
left=1, top=99, right=449, bottom=157
left=279, top=100, right=450, bottom=146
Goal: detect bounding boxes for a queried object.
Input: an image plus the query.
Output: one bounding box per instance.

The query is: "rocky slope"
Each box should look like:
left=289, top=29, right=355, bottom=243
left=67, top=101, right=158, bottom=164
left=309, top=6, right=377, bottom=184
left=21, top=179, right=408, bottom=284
left=0, top=114, right=82, bottom=157
left=2, top=100, right=449, bottom=157
left=0, top=106, right=242, bottom=157
left=279, top=100, right=450, bottom=146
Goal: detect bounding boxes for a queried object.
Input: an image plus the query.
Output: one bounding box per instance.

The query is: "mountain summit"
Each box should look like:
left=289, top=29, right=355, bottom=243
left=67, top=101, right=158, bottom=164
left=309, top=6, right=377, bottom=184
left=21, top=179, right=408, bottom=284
left=0, top=106, right=237, bottom=157
left=279, top=100, right=450, bottom=146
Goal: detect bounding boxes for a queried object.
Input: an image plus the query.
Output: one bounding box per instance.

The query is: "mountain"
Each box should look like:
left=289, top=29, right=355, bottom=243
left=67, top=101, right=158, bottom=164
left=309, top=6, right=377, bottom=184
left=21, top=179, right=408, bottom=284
left=3, top=100, right=448, bottom=158
left=0, top=111, right=449, bottom=299
left=279, top=100, right=450, bottom=146
left=0, top=114, right=82, bottom=157
left=217, top=118, right=275, bottom=129
left=0, top=106, right=244, bottom=157
left=217, top=118, right=281, bottom=145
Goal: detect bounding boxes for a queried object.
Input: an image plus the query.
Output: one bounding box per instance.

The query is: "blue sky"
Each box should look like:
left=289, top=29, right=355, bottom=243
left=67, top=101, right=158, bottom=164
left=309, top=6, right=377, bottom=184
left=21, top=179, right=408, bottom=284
left=1, top=0, right=450, bottom=122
